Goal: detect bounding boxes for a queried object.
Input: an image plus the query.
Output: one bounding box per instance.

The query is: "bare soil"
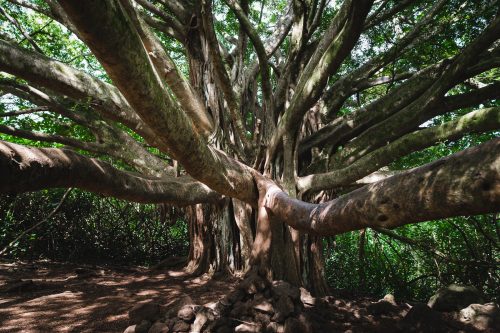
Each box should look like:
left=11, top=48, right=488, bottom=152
left=0, top=260, right=238, bottom=332
left=0, top=260, right=484, bottom=332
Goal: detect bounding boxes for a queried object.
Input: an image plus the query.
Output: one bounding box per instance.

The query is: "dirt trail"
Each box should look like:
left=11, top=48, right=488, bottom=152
left=0, top=260, right=238, bottom=332
left=0, top=260, right=485, bottom=332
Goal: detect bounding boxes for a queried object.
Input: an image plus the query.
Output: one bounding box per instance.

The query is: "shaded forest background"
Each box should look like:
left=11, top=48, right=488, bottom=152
left=0, top=0, right=499, bottom=319
left=1, top=188, right=497, bottom=303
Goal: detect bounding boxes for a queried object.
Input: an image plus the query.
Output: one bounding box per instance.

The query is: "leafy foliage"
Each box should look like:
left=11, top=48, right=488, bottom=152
left=0, top=190, right=188, bottom=265
left=325, top=215, right=499, bottom=302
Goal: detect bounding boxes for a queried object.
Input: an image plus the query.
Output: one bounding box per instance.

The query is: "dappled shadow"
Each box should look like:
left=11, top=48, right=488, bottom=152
left=0, top=260, right=239, bottom=332
left=0, top=260, right=487, bottom=332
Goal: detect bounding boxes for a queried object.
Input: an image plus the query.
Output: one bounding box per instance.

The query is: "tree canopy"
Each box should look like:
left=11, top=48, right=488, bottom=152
left=0, top=0, right=499, bottom=292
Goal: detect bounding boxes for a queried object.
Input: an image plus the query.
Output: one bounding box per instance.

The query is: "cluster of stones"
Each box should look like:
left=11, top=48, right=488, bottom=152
left=124, top=274, right=311, bottom=333
left=423, top=284, right=500, bottom=332
left=123, top=281, right=500, bottom=333
left=367, top=285, right=500, bottom=332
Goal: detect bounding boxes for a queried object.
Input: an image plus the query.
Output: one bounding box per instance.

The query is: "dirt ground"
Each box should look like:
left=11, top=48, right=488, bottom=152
left=0, top=260, right=239, bottom=332
left=0, top=260, right=486, bottom=333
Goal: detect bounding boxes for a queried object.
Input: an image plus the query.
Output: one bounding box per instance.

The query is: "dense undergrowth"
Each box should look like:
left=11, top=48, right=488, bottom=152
left=0, top=189, right=498, bottom=303
left=0, top=190, right=189, bottom=265
left=325, top=217, right=499, bottom=302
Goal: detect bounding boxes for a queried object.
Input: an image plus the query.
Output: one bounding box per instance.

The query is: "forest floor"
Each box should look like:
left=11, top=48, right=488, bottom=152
left=0, top=260, right=239, bottom=332
left=0, top=260, right=484, bottom=332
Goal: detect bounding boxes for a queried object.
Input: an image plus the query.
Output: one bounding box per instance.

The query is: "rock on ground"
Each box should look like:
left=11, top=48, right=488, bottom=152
left=428, top=284, right=485, bottom=312
left=459, top=302, right=500, bottom=331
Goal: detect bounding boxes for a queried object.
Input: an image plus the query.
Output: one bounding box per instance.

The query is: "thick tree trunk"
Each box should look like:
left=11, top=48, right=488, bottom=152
left=185, top=200, right=250, bottom=275
left=247, top=203, right=293, bottom=283
left=248, top=180, right=329, bottom=295
left=177, top=190, right=329, bottom=295
left=248, top=206, right=330, bottom=295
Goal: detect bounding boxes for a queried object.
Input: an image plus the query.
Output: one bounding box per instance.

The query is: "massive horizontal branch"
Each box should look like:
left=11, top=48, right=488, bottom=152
left=0, top=140, right=221, bottom=205
left=257, top=138, right=500, bottom=236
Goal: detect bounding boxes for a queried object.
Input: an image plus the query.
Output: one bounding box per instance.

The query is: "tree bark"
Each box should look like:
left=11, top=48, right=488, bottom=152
left=1, top=0, right=499, bottom=299
left=257, top=138, right=500, bottom=235
left=0, top=140, right=220, bottom=205
left=186, top=200, right=250, bottom=275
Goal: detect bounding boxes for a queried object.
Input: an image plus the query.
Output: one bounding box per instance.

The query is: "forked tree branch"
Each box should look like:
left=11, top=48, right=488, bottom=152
left=298, top=107, right=500, bottom=193
left=57, top=0, right=258, bottom=203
